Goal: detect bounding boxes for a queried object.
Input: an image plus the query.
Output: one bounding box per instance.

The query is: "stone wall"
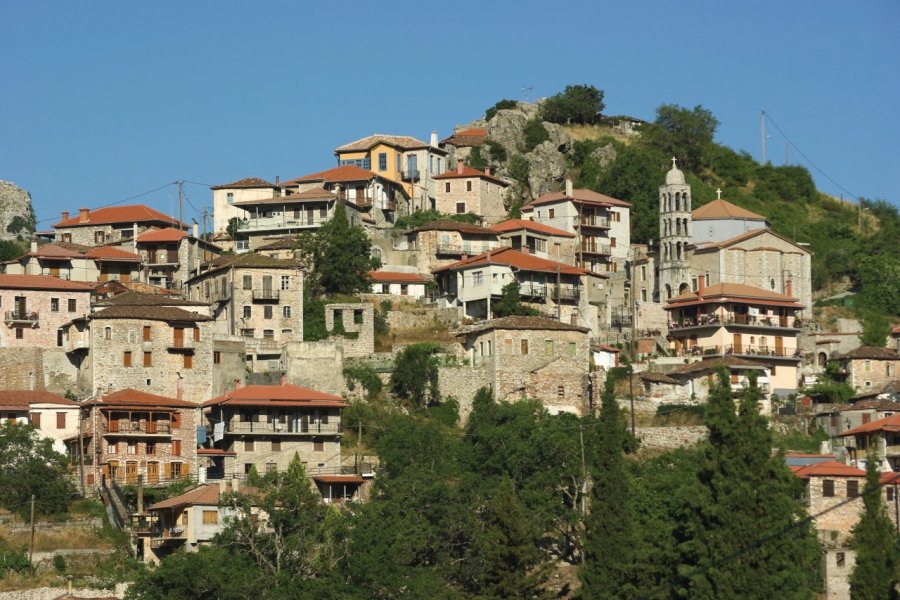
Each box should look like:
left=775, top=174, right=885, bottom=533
left=848, top=356, right=899, bottom=394
left=634, top=426, right=707, bottom=450
left=437, top=364, right=491, bottom=423
left=385, top=305, right=461, bottom=331
left=0, top=180, right=36, bottom=240
left=0, top=348, right=79, bottom=393
left=212, top=338, right=247, bottom=396
left=283, top=340, right=346, bottom=397
left=325, top=303, right=374, bottom=358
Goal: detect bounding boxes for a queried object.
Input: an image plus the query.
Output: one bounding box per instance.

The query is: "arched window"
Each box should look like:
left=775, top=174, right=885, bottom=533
left=818, top=352, right=827, bottom=367
left=665, top=284, right=672, bottom=299
left=676, top=220, right=681, bottom=235
left=675, top=192, right=681, bottom=211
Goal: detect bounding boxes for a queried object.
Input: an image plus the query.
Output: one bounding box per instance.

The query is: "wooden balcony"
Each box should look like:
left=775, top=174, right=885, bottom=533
left=223, top=421, right=342, bottom=436
left=104, top=420, right=173, bottom=436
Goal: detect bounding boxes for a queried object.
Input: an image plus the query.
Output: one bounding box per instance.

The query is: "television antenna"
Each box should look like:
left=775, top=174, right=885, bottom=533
left=521, top=86, right=532, bottom=101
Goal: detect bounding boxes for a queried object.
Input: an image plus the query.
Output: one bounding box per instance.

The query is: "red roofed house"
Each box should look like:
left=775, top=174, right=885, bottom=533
left=0, top=390, right=79, bottom=453
left=281, top=164, right=407, bottom=216
left=836, top=346, right=899, bottom=395
left=368, top=270, right=427, bottom=299
left=67, top=388, right=200, bottom=488
left=406, top=219, right=502, bottom=275
left=0, top=274, right=92, bottom=349
left=131, top=228, right=222, bottom=293
left=210, top=177, right=281, bottom=236
left=52, top=205, right=187, bottom=247
left=433, top=246, right=606, bottom=336
left=521, top=179, right=632, bottom=275
left=438, top=127, right=487, bottom=165
left=200, top=382, right=361, bottom=502
left=492, top=218, right=577, bottom=265
left=664, top=279, right=803, bottom=398
left=433, top=159, right=509, bottom=224
left=837, top=413, right=900, bottom=471
left=3, top=240, right=143, bottom=284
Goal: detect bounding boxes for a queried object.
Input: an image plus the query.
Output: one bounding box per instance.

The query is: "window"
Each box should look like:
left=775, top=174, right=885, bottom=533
left=548, top=208, right=555, bottom=219
left=183, top=354, right=193, bottom=369
left=520, top=339, right=529, bottom=355
left=104, top=326, right=111, bottom=340
left=172, top=440, right=181, bottom=456
left=127, top=441, right=137, bottom=455
left=864, top=360, right=872, bottom=372
left=143, top=351, right=152, bottom=367
left=888, top=487, right=895, bottom=502
left=557, top=385, right=565, bottom=397
left=172, top=412, right=181, bottom=429
left=15, top=327, right=23, bottom=340
left=272, top=439, right=281, bottom=452
left=281, top=275, right=290, bottom=290
left=243, top=305, right=251, bottom=319
left=472, top=271, right=483, bottom=286
left=567, top=342, right=577, bottom=356
left=822, top=479, right=835, bottom=497
left=610, top=237, right=617, bottom=248
left=68, top=299, right=77, bottom=312
left=241, top=328, right=254, bottom=337
left=466, top=180, right=472, bottom=192
left=847, top=480, right=859, bottom=498
left=245, top=439, right=254, bottom=451
left=61, top=233, right=71, bottom=243
left=243, top=275, right=252, bottom=290
left=171, top=462, right=183, bottom=479
left=107, top=441, right=118, bottom=454
left=214, top=351, right=221, bottom=364
left=282, top=305, right=292, bottom=318
left=378, top=153, right=387, bottom=171
left=862, top=414, right=871, bottom=424
left=123, top=351, right=132, bottom=367
left=56, top=412, right=66, bottom=429
left=146, top=442, right=155, bottom=455
left=266, top=462, right=278, bottom=474
left=314, top=440, right=324, bottom=452
left=263, top=329, right=274, bottom=339
left=445, top=182, right=451, bottom=193
left=202, top=510, right=218, bottom=524
left=456, top=202, right=466, bottom=214
left=836, top=552, right=845, bottom=567
left=143, top=326, right=151, bottom=341
left=30, top=412, right=40, bottom=428
left=264, top=305, right=273, bottom=319
left=95, top=231, right=105, bottom=244
left=545, top=340, right=554, bottom=355
left=50, top=298, right=59, bottom=312
left=227, top=192, right=234, bottom=205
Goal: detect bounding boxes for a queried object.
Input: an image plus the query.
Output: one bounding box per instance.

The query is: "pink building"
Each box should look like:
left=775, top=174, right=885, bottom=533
left=0, top=275, right=92, bottom=349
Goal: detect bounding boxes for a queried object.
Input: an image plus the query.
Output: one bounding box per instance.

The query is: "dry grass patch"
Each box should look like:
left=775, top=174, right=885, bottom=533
left=1, top=525, right=114, bottom=552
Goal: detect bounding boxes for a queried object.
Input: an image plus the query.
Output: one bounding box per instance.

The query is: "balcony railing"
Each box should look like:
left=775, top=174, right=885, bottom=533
left=672, top=345, right=802, bottom=359
left=578, top=216, right=610, bottom=229
left=168, top=338, right=195, bottom=350
left=580, top=244, right=611, bottom=256
left=251, top=289, right=280, bottom=301
left=669, top=314, right=802, bottom=330
left=401, top=169, right=420, bottom=182
left=105, top=420, right=172, bottom=435
left=5, top=310, right=39, bottom=324
left=732, top=382, right=770, bottom=393
left=222, top=421, right=343, bottom=435
left=519, top=283, right=546, bottom=299
left=244, top=216, right=328, bottom=231
left=436, top=244, right=465, bottom=256
left=551, top=286, right=580, bottom=302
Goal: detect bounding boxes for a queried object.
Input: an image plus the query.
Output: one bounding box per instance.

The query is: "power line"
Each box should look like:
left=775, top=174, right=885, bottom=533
left=34, top=181, right=178, bottom=226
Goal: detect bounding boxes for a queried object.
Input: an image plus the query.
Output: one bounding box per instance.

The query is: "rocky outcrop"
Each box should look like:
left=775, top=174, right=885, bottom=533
left=0, top=180, right=36, bottom=240
left=527, top=141, right=568, bottom=197
left=590, top=143, right=618, bottom=168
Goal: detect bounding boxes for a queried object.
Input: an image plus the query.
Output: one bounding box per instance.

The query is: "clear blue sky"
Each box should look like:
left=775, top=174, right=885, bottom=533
left=2, top=1, right=898, bottom=230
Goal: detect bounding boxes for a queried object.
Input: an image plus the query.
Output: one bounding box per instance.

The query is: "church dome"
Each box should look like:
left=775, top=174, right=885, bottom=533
left=665, top=159, right=685, bottom=185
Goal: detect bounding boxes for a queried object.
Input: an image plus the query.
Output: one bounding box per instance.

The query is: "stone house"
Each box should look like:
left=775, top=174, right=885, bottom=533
left=491, top=219, right=577, bottom=265
left=814, top=399, right=900, bottom=438
left=131, top=228, right=222, bottom=293
left=407, top=219, right=501, bottom=275
left=210, top=177, right=281, bottom=235
left=68, top=388, right=199, bottom=487
left=3, top=241, right=143, bottom=284
left=439, top=127, right=487, bottom=165
left=334, top=133, right=448, bottom=214
left=199, top=382, right=361, bottom=500
left=836, top=413, right=900, bottom=470
left=69, top=304, right=214, bottom=402
left=0, top=274, right=92, bottom=349
left=453, top=316, right=591, bottom=415
left=520, top=180, right=632, bottom=275
left=432, top=246, right=604, bottom=336
left=664, top=280, right=803, bottom=397
left=52, top=205, right=187, bottom=247
left=592, top=343, right=621, bottom=370
left=433, top=161, right=509, bottom=224
left=186, top=254, right=304, bottom=375
left=0, top=390, right=79, bottom=453
left=368, top=270, right=427, bottom=299
left=837, top=346, right=899, bottom=394
left=643, top=356, right=773, bottom=412
left=253, top=237, right=299, bottom=260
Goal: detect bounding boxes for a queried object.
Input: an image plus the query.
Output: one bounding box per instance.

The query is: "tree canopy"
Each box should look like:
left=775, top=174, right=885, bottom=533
left=541, top=84, right=606, bottom=125
left=0, top=422, right=74, bottom=518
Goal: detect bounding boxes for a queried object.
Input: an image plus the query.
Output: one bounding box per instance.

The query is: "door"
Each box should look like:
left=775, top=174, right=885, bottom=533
left=775, top=336, right=784, bottom=356
left=125, top=461, right=138, bottom=485
left=147, top=462, right=159, bottom=484
left=733, top=333, right=742, bottom=354
left=262, top=275, right=273, bottom=293
left=49, top=265, right=60, bottom=277
left=14, top=296, right=26, bottom=319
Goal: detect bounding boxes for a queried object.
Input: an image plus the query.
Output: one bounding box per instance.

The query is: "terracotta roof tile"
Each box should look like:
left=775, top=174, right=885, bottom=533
left=433, top=246, right=599, bottom=278
left=53, top=205, right=184, bottom=229
left=210, top=177, right=277, bottom=190
left=203, top=383, right=348, bottom=408
left=368, top=271, right=427, bottom=284
left=492, top=219, right=575, bottom=238
left=692, top=198, right=767, bottom=221
left=666, top=282, right=800, bottom=306
left=282, top=165, right=378, bottom=185
left=639, top=371, right=680, bottom=385
left=410, top=219, right=497, bottom=236
left=0, top=390, right=77, bottom=407
left=790, top=461, right=865, bottom=479
left=335, top=134, right=433, bottom=152
left=233, top=187, right=335, bottom=206
left=525, top=188, right=632, bottom=209
left=87, top=388, right=198, bottom=409
left=456, top=315, right=590, bottom=335
left=192, top=254, right=305, bottom=280
left=84, top=246, right=142, bottom=261
left=149, top=485, right=220, bottom=510
left=136, top=228, right=189, bottom=243
left=838, top=413, right=900, bottom=437
left=91, top=305, right=212, bottom=322
left=692, top=228, right=810, bottom=254
left=97, top=291, right=208, bottom=307
left=313, top=475, right=364, bottom=484
left=840, top=347, right=899, bottom=361
left=0, top=274, right=93, bottom=291
left=433, top=165, right=508, bottom=185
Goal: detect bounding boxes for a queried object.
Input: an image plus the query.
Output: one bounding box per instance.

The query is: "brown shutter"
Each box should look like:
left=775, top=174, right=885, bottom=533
left=56, top=412, right=66, bottom=429
left=164, top=462, right=172, bottom=481
left=30, top=412, right=41, bottom=428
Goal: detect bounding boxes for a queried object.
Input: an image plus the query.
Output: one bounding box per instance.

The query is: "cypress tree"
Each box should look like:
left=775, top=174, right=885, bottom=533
left=581, top=374, right=636, bottom=598
left=675, top=369, right=820, bottom=599
left=849, top=451, right=900, bottom=599
left=317, top=202, right=380, bottom=295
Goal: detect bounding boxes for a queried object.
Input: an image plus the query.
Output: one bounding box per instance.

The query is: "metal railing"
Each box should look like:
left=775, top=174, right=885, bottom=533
left=252, top=289, right=280, bottom=301
left=578, top=216, right=610, bottom=229
left=668, top=314, right=802, bottom=330
left=672, top=345, right=802, bottom=359
left=5, top=310, right=39, bottom=323
left=580, top=244, right=611, bottom=255
left=222, top=421, right=343, bottom=435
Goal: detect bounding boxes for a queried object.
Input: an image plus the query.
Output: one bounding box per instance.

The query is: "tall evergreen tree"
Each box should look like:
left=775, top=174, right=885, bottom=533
left=314, top=202, right=380, bottom=295
left=850, top=451, right=900, bottom=599
left=581, top=374, right=636, bottom=598
left=674, top=370, right=820, bottom=599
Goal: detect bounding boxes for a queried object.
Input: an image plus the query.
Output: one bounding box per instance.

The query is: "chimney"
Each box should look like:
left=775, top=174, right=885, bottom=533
left=484, top=167, right=492, bottom=176
left=698, top=275, right=705, bottom=297
left=61, top=210, right=69, bottom=221
left=565, top=179, right=573, bottom=198
left=176, top=377, right=183, bottom=401
left=193, top=223, right=199, bottom=238
left=457, top=158, right=464, bottom=175
left=785, top=279, right=793, bottom=297
left=30, top=240, right=37, bottom=253
left=430, top=131, right=439, bottom=147
left=275, top=175, right=280, bottom=185
left=233, top=378, right=242, bottom=390
left=133, top=223, right=138, bottom=252
left=280, top=375, right=287, bottom=385
left=78, top=208, right=90, bottom=223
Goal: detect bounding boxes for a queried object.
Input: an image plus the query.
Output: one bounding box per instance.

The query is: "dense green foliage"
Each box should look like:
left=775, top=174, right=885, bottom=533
left=342, top=362, right=383, bottom=399
left=849, top=452, right=900, bottom=599
left=523, top=117, right=550, bottom=152
left=6, top=214, right=36, bottom=235
left=859, top=310, right=892, bottom=347
left=485, top=98, right=518, bottom=121
left=0, top=239, right=26, bottom=262
left=393, top=209, right=482, bottom=230
left=642, top=104, right=719, bottom=172
left=0, top=537, right=29, bottom=577
left=0, top=422, right=75, bottom=518
left=493, top=280, right=540, bottom=318
left=541, top=84, right=605, bottom=125
left=389, top=343, right=442, bottom=409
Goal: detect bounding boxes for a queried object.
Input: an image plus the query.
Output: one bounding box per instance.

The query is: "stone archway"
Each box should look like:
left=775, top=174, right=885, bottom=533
left=818, top=352, right=828, bottom=367
left=678, top=282, right=690, bottom=295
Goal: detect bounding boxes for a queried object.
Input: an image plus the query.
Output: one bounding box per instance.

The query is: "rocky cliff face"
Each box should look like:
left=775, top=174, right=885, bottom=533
left=0, top=180, right=37, bottom=240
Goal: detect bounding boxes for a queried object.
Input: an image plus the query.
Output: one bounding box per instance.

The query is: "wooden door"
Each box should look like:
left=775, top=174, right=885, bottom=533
left=775, top=336, right=784, bottom=356
left=125, top=461, right=138, bottom=485
left=733, top=333, right=742, bottom=354
left=147, top=462, right=159, bottom=484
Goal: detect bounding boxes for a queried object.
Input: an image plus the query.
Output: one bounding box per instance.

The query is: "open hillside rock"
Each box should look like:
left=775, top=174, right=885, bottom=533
left=0, top=180, right=36, bottom=240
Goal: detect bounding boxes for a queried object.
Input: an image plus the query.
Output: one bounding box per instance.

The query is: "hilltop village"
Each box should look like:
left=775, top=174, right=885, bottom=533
left=1, top=109, right=898, bottom=599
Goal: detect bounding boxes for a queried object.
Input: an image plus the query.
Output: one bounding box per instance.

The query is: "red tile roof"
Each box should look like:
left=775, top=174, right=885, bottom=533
left=368, top=271, right=427, bottom=284
left=84, top=246, right=142, bottom=261
left=232, top=187, right=336, bottom=206
left=53, top=205, right=184, bottom=229
left=91, top=305, right=212, bottom=322
left=0, top=274, right=93, bottom=291
left=313, top=475, right=365, bottom=484
left=524, top=188, right=632, bottom=209
left=838, top=413, right=900, bottom=437
left=692, top=198, right=767, bottom=221
left=149, top=485, right=220, bottom=510
left=880, top=471, right=900, bottom=485
left=790, top=461, right=865, bottom=479
left=137, top=228, right=189, bottom=243
left=0, top=390, right=77, bottom=408
left=283, top=165, right=378, bottom=185
left=197, top=448, right=237, bottom=456
left=492, top=219, right=575, bottom=238
left=88, top=388, right=198, bottom=409
left=29, top=243, right=89, bottom=260
left=433, top=246, right=600, bottom=278
left=210, top=177, right=278, bottom=190
left=840, top=347, right=899, bottom=361
left=203, top=383, right=348, bottom=408
left=440, top=128, right=488, bottom=148
left=692, top=228, right=810, bottom=254
left=411, top=219, right=497, bottom=236
left=666, top=282, right=801, bottom=307
left=433, top=165, right=508, bottom=186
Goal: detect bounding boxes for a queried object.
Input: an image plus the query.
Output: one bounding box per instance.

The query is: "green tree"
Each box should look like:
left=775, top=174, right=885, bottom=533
left=856, top=254, right=900, bottom=316
left=225, top=216, right=245, bottom=240
left=523, top=117, right=550, bottom=152
left=125, top=546, right=263, bottom=600
left=594, top=142, right=667, bottom=244
left=316, top=203, right=380, bottom=295
left=0, top=240, right=26, bottom=262
left=642, top=104, right=719, bottom=172
left=493, top=281, right=540, bottom=318
left=466, top=145, right=488, bottom=169
left=485, top=99, right=518, bottom=121
left=859, top=310, right=892, bottom=347
left=675, top=370, right=820, bottom=598
left=485, top=139, right=508, bottom=163
left=849, top=451, right=900, bottom=599
left=389, top=343, right=441, bottom=409
left=541, top=84, right=605, bottom=125
left=0, top=422, right=74, bottom=517
left=582, top=374, right=637, bottom=598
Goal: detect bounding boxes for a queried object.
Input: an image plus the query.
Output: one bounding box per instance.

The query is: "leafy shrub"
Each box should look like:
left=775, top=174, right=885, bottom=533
left=541, top=84, right=605, bottom=125
left=523, top=117, right=550, bottom=152
left=343, top=363, right=383, bottom=399
left=0, top=538, right=29, bottom=576
left=485, top=99, right=518, bottom=121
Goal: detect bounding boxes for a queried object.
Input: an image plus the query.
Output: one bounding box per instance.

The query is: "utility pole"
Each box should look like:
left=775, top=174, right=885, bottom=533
left=78, top=403, right=85, bottom=495
left=628, top=250, right=636, bottom=436
left=356, top=420, right=363, bottom=473
left=761, top=111, right=766, bottom=164
left=29, top=494, right=35, bottom=566
left=177, top=179, right=184, bottom=230
left=578, top=424, right=587, bottom=518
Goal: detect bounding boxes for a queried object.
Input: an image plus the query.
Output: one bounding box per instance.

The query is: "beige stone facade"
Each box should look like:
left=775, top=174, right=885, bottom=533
left=130, top=228, right=222, bottom=293
left=433, top=163, right=508, bottom=224
left=210, top=178, right=280, bottom=235
left=3, top=241, right=143, bottom=284
left=52, top=205, right=185, bottom=247
left=0, top=275, right=92, bottom=349
left=840, top=347, right=899, bottom=394
left=407, top=221, right=501, bottom=276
